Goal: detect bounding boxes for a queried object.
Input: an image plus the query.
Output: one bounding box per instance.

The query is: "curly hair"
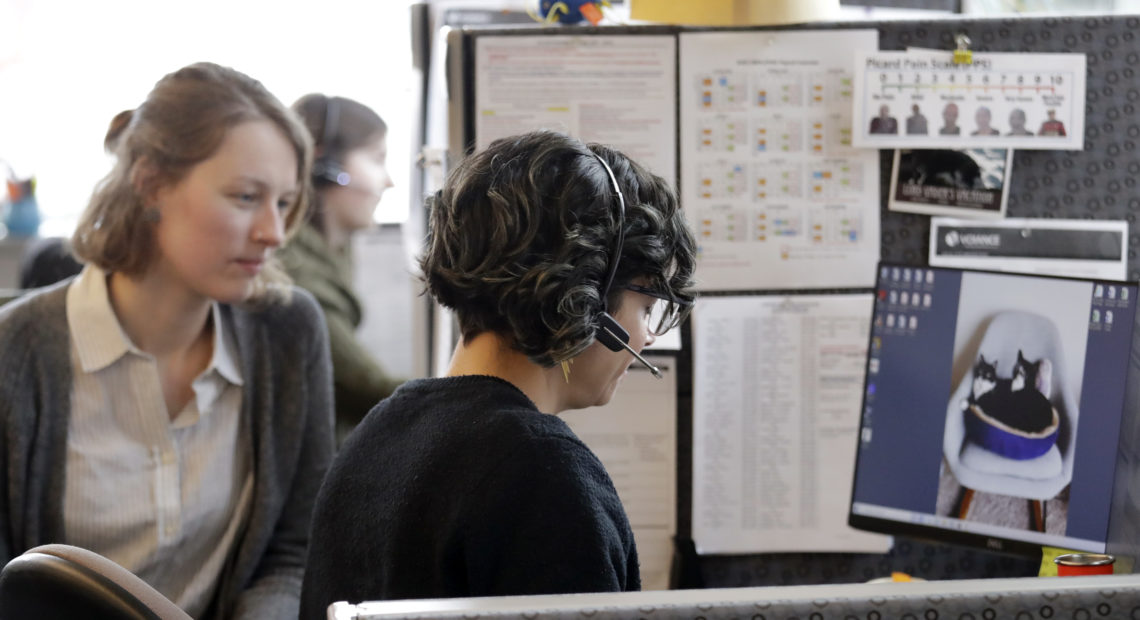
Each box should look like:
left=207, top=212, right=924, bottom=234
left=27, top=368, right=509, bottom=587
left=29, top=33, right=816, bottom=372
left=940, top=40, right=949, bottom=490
left=420, top=131, right=696, bottom=367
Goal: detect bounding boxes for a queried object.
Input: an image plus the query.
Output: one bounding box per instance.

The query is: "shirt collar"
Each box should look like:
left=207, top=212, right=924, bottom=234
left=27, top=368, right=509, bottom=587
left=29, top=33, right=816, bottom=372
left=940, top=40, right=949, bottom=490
left=209, top=302, right=243, bottom=387
left=67, top=264, right=134, bottom=373
left=67, top=265, right=244, bottom=389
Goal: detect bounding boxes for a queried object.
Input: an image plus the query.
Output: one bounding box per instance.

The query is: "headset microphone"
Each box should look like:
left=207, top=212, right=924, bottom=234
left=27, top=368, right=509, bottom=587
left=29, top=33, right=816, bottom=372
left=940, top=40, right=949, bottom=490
left=591, top=152, right=663, bottom=380
left=600, top=324, right=663, bottom=378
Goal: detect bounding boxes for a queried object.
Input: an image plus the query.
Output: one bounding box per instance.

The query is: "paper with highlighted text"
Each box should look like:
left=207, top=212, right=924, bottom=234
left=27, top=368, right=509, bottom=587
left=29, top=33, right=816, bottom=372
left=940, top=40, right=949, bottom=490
left=679, top=30, right=882, bottom=290
left=474, top=34, right=676, bottom=187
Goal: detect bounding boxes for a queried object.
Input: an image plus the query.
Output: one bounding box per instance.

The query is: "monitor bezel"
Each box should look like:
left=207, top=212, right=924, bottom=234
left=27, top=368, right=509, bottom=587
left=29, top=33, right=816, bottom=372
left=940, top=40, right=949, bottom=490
left=847, top=261, right=1140, bottom=558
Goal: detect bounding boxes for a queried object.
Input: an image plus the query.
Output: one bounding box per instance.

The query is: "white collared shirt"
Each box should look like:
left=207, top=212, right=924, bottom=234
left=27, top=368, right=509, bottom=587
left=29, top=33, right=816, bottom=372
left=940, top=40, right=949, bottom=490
left=63, top=265, right=253, bottom=618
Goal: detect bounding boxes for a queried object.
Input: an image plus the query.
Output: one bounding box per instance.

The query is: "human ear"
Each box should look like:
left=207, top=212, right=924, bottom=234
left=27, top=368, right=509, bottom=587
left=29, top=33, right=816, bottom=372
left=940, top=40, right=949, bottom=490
left=130, top=157, right=165, bottom=208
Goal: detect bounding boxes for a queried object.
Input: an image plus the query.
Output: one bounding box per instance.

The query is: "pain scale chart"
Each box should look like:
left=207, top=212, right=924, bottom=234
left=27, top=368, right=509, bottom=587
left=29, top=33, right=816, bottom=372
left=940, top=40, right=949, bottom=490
left=852, top=50, right=1086, bottom=150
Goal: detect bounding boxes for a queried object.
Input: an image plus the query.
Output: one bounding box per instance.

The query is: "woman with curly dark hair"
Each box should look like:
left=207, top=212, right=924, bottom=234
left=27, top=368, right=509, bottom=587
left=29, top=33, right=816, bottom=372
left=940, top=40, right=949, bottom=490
left=300, top=131, right=696, bottom=614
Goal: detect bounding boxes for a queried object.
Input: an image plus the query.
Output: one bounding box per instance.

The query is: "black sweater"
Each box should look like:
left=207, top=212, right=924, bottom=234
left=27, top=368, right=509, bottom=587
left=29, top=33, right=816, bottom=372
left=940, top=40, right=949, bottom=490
left=300, top=376, right=640, bottom=617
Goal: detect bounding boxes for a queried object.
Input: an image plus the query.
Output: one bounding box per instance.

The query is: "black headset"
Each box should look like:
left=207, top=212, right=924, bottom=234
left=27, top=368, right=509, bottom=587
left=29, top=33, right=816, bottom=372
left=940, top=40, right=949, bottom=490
left=592, top=152, right=629, bottom=353
left=311, top=97, right=351, bottom=187
left=591, top=151, right=663, bottom=378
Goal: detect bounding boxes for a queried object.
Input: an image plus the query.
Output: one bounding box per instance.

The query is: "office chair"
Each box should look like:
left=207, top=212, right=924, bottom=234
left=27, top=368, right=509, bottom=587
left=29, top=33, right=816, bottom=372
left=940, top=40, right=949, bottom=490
left=0, top=543, right=190, bottom=620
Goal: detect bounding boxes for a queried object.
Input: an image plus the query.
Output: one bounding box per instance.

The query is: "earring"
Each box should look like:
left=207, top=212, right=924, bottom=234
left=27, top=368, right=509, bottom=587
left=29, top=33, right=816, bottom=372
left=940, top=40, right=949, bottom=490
left=560, top=359, right=573, bottom=384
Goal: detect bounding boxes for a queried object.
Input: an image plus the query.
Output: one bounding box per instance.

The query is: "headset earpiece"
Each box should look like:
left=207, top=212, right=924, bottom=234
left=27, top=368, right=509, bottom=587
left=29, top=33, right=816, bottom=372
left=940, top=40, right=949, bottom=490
left=596, top=312, right=630, bottom=352
left=312, top=97, right=349, bottom=187
left=312, top=158, right=349, bottom=186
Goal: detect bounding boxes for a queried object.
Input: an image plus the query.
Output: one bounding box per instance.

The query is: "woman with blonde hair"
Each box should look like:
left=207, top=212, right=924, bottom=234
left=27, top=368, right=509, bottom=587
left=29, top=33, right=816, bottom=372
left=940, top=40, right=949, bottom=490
left=0, top=62, right=334, bottom=619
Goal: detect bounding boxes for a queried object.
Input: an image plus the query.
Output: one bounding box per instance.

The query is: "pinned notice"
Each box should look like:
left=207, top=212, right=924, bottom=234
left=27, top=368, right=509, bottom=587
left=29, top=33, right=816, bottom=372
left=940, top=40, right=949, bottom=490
left=852, top=50, right=1086, bottom=150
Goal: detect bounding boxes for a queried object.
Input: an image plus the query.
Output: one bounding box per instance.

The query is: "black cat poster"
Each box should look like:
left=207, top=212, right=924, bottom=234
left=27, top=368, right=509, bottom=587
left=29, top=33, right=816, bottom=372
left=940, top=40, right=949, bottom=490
left=888, top=148, right=1012, bottom=218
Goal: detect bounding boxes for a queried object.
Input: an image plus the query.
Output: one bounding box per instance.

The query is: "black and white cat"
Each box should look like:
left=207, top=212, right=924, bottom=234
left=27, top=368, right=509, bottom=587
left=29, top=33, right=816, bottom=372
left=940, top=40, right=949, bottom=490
left=968, top=354, right=1000, bottom=403
left=963, top=351, right=1054, bottom=433
left=1011, top=350, right=1052, bottom=397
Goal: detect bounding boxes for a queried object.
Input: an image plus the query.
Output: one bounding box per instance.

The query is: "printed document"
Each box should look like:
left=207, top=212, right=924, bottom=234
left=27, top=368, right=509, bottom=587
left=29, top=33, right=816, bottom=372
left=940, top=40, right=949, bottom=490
left=692, top=295, right=891, bottom=554
left=679, top=30, right=881, bottom=290
left=562, top=356, right=677, bottom=589
left=853, top=50, right=1087, bottom=150
left=475, top=34, right=676, bottom=185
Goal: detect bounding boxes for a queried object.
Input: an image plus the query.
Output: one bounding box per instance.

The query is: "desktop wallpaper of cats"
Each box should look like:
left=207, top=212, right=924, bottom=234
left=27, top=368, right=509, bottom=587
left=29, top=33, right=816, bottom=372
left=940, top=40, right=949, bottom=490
left=935, top=272, right=1091, bottom=535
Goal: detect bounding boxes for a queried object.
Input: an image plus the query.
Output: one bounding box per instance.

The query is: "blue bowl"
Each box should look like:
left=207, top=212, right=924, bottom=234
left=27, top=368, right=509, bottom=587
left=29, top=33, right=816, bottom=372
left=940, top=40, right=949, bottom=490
left=964, top=404, right=1059, bottom=460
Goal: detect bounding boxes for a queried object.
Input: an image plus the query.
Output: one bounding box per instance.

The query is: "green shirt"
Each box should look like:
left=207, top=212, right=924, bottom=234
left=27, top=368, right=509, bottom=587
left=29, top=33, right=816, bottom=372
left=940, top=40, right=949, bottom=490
left=278, top=224, right=403, bottom=435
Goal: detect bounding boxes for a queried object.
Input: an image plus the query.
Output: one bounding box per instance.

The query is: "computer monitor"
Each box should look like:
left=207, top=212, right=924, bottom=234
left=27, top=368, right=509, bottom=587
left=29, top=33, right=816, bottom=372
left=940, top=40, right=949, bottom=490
left=849, top=263, right=1139, bottom=556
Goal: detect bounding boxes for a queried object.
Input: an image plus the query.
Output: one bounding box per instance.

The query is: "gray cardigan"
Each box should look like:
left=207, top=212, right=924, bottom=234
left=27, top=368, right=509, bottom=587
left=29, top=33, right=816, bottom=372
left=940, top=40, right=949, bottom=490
left=0, top=280, right=335, bottom=619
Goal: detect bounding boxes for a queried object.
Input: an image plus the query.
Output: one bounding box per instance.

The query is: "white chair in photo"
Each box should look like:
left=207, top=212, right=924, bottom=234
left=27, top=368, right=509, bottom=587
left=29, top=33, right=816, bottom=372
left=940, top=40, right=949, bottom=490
left=942, top=310, right=1077, bottom=531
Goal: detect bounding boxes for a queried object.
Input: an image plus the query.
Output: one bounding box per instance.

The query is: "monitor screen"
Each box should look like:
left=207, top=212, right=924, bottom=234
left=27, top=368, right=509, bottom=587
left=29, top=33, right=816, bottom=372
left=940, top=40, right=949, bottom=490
left=849, top=263, right=1138, bottom=556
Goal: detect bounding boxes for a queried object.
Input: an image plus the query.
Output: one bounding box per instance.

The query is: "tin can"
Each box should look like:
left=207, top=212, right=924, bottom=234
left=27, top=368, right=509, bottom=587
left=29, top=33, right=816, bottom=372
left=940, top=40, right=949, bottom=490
left=1054, top=553, right=1115, bottom=576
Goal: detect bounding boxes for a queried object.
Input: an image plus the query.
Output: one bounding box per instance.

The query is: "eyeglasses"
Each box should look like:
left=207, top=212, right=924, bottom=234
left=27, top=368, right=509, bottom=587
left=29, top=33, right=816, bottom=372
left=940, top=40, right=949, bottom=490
left=621, top=284, right=695, bottom=335
left=622, top=283, right=694, bottom=306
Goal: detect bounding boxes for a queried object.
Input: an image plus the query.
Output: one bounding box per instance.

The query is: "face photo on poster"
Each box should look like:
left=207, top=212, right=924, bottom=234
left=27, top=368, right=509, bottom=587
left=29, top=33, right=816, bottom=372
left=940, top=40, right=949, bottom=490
left=889, top=149, right=1013, bottom=219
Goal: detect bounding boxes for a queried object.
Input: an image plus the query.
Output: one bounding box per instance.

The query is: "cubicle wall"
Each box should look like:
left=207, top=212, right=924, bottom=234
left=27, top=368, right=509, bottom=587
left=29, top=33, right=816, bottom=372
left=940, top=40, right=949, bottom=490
left=451, top=14, right=1139, bottom=587
left=335, top=574, right=1140, bottom=619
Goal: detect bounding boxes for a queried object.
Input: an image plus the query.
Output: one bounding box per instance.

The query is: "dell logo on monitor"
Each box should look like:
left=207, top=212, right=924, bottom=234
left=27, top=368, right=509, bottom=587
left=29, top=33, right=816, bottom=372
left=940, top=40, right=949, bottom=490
left=986, top=538, right=1004, bottom=551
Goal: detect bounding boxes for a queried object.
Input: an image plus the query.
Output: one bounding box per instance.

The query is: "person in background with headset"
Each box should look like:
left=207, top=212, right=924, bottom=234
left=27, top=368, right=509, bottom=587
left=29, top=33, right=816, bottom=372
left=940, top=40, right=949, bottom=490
left=280, top=94, right=405, bottom=442
left=0, top=63, right=334, bottom=619
left=300, top=130, right=697, bottom=614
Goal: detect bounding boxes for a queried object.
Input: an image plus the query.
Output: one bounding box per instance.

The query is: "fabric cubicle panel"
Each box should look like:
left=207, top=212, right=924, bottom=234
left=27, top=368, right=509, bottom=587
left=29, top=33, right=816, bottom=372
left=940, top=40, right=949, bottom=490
left=457, top=13, right=1137, bottom=587
left=675, top=14, right=1139, bottom=587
